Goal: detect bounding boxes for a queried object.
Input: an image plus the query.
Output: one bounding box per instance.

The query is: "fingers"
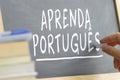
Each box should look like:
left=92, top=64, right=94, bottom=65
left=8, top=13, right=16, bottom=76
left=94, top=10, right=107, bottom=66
left=114, top=58, right=119, bottom=69
left=101, top=33, right=120, bottom=71
left=114, top=58, right=120, bottom=71
left=102, top=44, right=120, bottom=61
left=100, top=33, right=120, bottom=46
left=114, top=58, right=117, bottom=69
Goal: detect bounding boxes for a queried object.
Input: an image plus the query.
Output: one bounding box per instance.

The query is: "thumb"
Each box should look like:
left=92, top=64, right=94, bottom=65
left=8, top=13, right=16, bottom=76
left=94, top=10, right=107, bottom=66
left=102, top=44, right=120, bottom=60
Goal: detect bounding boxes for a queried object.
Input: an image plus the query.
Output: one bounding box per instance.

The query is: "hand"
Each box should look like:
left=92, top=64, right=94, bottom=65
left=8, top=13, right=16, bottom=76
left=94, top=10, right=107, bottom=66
left=100, top=33, right=120, bottom=71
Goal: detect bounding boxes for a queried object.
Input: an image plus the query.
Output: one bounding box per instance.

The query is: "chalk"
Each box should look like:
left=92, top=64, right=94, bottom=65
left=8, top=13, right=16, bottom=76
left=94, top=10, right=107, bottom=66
left=0, top=29, right=30, bottom=37
left=93, top=43, right=107, bottom=48
left=11, top=29, right=30, bottom=35
left=0, top=33, right=32, bottom=43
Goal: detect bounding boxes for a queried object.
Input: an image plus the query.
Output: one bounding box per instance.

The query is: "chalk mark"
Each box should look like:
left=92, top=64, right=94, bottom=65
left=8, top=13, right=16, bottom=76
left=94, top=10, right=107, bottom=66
left=36, top=55, right=103, bottom=61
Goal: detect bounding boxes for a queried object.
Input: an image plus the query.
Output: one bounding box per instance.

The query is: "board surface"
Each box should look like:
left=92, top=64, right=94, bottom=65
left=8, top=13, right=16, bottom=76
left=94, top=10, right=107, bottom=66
left=0, top=0, right=119, bottom=78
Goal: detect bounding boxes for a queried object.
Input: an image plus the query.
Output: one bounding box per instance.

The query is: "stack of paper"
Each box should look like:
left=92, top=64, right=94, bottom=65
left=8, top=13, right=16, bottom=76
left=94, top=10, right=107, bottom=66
left=0, top=30, right=37, bottom=80
left=0, top=41, right=31, bottom=66
left=0, top=62, right=36, bottom=80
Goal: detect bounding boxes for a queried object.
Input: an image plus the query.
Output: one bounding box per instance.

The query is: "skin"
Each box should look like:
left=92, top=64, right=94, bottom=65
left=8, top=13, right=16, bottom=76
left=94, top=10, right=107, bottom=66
left=100, top=32, right=120, bottom=71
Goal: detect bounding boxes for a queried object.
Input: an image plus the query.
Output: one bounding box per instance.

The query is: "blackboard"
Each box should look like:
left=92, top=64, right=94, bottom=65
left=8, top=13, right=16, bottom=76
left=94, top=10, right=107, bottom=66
left=0, top=0, right=119, bottom=78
